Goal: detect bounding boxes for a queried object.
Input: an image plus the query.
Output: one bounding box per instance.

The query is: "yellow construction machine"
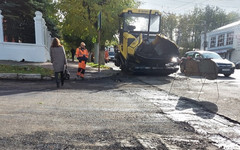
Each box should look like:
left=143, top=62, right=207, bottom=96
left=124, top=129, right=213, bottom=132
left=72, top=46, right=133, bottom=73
left=115, top=8, right=179, bottom=75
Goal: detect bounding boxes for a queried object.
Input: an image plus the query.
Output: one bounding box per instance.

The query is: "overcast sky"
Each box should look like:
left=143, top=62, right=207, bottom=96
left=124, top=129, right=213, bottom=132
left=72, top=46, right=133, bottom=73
left=138, top=0, right=240, bottom=15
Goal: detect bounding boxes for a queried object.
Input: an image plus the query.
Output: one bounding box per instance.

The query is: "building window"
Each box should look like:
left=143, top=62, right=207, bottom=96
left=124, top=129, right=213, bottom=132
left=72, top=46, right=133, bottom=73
left=217, top=34, right=225, bottom=47
left=226, top=32, right=234, bottom=45
left=210, top=37, right=216, bottom=48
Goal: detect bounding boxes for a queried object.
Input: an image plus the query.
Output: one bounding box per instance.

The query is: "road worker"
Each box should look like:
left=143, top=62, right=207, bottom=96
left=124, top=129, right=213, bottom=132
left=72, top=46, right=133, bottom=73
left=76, top=42, right=89, bottom=79
left=105, top=48, right=109, bottom=63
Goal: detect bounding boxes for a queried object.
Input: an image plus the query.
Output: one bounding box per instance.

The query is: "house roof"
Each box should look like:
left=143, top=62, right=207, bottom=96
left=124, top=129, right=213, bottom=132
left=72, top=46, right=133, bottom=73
left=211, top=20, right=240, bottom=32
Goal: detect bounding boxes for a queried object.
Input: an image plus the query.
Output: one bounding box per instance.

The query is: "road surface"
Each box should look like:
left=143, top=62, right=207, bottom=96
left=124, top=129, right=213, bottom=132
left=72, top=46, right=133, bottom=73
left=1, top=70, right=240, bottom=149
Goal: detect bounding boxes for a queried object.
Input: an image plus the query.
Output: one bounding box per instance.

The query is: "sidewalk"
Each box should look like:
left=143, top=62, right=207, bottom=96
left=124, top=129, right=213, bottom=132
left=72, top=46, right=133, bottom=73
left=0, top=60, right=118, bottom=80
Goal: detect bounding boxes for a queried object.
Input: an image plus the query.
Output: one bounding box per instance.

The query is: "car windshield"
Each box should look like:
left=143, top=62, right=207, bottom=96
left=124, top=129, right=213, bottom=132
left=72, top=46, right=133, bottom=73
left=109, top=52, right=115, bottom=56
left=123, top=13, right=160, bottom=33
left=202, top=52, right=222, bottom=59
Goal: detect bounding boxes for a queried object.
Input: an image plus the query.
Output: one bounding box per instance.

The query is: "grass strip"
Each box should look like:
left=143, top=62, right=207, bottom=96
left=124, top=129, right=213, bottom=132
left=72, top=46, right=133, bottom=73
left=0, top=64, right=53, bottom=77
left=87, top=62, right=110, bottom=69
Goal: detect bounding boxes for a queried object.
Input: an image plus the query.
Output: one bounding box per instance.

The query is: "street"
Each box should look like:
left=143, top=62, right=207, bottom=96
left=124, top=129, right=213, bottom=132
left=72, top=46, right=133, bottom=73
left=0, top=64, right=240, bottom=149
left=2, top=0, right=240, bottom=149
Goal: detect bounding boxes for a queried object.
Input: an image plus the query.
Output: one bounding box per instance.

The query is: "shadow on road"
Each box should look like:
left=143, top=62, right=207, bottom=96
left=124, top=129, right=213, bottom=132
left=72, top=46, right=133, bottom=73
left=175, top=97, right=218, bottom=119
left=0, top=72, right=174, bottom=96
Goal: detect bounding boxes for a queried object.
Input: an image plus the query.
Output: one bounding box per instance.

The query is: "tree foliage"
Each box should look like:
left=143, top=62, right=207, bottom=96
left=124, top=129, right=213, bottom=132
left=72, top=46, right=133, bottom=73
left=57, top=0, right=138, bottom=50
left=0, top=0, right=59, bottom=43
left=0, top=0, right=36, bottom=42
left=162, top=5, right=240, bottom=55
left=162, top=13, right=177, bottom=40
left=32, top=0, right=60, bottom=37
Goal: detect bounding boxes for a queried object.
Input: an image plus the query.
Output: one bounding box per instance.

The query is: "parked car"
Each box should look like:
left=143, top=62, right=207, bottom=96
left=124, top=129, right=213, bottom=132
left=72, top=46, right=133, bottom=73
left=235, top=61, right=240, bottom=69
left=180, top=51, right=235, bottom=77
left=108, top=51, right=115, bottom=61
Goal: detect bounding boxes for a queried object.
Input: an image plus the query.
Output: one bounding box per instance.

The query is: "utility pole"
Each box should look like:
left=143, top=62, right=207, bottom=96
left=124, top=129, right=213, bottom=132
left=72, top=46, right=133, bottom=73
left=97, top=11, right=102, bottom=72
left=98, top=30, right=101, bottom=72
left=203, top=21, right=207, bottom=50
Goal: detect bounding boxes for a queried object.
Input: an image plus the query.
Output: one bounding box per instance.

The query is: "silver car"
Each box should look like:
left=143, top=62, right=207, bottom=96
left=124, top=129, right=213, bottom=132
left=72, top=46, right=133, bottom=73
left=180, top=51, right=235, bottom=77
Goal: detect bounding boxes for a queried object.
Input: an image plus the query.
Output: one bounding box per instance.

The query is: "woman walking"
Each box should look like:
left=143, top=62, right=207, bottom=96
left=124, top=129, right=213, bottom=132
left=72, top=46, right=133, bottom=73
left=50, top=38, right=67, bottom=88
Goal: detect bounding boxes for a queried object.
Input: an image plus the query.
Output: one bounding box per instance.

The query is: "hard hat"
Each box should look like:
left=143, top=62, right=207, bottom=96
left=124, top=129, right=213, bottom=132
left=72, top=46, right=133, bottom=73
left=81, top=42, right=86, bottom=46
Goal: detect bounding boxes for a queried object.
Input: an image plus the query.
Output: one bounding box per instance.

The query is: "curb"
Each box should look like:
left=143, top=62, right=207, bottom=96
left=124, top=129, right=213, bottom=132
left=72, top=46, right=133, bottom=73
left=0, top=73, right=52, bottom=80
left=71, top=70, right=119, bottom=81
left=0, top=73, right=18, bottom=79
left=0, top=71, right=118, bottom=81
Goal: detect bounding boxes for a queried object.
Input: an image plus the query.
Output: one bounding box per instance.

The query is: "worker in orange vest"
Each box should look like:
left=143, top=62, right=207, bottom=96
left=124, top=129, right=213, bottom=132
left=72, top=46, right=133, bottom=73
left=76, top=42, right=89, bottom=79
left=105, top=49, right=109, bottom=63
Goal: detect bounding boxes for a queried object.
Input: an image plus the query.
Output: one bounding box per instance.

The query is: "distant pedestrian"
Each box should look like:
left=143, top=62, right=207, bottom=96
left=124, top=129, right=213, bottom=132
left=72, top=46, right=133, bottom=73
left=114, top=45, right=118, bottom=53
left=90, top=52, right=94, bottom=62
left=105, top=49, right=109, bottom=63
left=50, top=37, right=67, bottom=88
left=71, top=48, right=75, bottom=62
left=76, top=42, right=89, bottom=79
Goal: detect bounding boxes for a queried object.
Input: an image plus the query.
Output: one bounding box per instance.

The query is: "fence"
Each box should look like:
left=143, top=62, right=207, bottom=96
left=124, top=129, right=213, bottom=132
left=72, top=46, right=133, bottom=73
left=0, top=10, right=51, bottom=62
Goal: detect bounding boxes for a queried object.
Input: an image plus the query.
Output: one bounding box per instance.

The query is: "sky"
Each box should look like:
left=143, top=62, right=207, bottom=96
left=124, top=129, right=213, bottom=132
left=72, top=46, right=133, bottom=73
left=138, top=0, right=240, bottom=15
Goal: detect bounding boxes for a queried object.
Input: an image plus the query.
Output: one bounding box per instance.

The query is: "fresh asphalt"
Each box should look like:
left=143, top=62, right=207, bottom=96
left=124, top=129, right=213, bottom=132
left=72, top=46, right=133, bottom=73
left=0, top=61, right=240, bottom=149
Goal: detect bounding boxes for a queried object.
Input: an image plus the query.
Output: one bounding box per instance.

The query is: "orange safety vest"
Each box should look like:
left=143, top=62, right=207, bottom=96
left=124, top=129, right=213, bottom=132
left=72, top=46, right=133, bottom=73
left=105, top=51, right=109, bottom=60
left=76, top=48, right=89, bottom=58
left=76, top=48, right=89, bottom=69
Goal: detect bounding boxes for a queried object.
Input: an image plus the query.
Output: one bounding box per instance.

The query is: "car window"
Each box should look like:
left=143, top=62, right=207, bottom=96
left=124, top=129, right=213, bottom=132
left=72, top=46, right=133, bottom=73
left=194, top=53, right=202, bottom=59
left=185, top=52, right=194, bottom=58
left=202, top=52, right=222, bottom=59
left=109, top=52, right=115, bottom=55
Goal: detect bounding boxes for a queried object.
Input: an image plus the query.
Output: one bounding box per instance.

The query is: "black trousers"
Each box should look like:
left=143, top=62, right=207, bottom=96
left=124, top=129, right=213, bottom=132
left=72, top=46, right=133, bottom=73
left=55, top=72, right=64, bottom=84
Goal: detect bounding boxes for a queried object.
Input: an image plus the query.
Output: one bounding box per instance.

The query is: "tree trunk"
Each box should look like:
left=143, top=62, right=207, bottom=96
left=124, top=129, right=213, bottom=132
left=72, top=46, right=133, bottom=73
left=99, top=45, right=105, bottom=65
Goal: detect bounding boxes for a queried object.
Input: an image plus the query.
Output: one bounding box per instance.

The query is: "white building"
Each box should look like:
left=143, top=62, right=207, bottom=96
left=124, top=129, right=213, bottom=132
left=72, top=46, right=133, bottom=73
left=201, top=20, right=240, bottom=63
left=0, top=10, right=52, bottom=62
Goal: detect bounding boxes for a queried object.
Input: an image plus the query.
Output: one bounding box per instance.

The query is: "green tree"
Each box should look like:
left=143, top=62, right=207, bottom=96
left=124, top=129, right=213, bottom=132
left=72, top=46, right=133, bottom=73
left=175, top=5, right=240, bottom=52
left=176, top=14, right=192, bottom=48
left=0, top=0, right=35, bottom=43
left=162, top=13, right=178, bottom=40
left=189, top=7, right=204, bottom=49
left=57, top=0, right=138, bottom=50
left=226, top=12, right=240, bottom=23
left=0, top=0, right=59, bottom=43
left=32, top=0, right=60, bottom=37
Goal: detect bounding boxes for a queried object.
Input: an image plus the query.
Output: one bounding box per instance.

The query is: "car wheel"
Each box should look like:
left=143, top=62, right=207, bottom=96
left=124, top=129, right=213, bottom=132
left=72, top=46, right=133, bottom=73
left=224, top=74, right=231, bottom=77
